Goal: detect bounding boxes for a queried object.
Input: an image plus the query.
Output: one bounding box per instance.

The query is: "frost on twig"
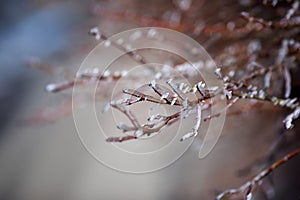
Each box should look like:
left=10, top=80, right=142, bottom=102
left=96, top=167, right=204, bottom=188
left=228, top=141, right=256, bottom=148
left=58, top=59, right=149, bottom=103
left=45, top=67, right=130, bottom=93
left=104, top=74, right=225, bottom=143
left=180, top=104, right=201, bottom=141
left=105, top=79, right=200, bottom=142
left=89, top=26, right=159, bottom=74
left=44, top=53, right=300, bottom=143
left=216, top=148, right=300, bottom=200
left=104, top=63, right=300, bottom=143
left=41, top=1, right=300, bottom=199
left=35, top=2, right=300, bottom=200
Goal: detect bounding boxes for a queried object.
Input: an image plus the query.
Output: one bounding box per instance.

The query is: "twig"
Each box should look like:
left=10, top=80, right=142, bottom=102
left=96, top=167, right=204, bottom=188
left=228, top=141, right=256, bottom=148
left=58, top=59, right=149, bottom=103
left=216, top=148, right=300, bottom=200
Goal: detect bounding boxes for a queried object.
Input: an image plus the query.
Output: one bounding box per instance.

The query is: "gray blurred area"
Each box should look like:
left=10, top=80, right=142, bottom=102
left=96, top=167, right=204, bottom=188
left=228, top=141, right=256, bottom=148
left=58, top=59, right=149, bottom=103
left=0, top=0, right=77, bottom=131
left=0, top=1, right=299, bottom=200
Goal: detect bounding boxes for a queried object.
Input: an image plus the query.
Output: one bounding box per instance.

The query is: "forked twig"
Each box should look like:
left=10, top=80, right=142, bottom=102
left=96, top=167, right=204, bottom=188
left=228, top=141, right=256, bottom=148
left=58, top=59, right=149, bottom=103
left=216, top=148, right=300, bottom=200
left=105, top=78, right=216, bottom=143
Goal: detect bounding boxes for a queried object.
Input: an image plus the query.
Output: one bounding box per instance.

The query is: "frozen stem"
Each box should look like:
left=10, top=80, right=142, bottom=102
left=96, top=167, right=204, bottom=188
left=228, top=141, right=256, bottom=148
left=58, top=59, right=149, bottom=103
left=216, top=148, right=300, bottom=200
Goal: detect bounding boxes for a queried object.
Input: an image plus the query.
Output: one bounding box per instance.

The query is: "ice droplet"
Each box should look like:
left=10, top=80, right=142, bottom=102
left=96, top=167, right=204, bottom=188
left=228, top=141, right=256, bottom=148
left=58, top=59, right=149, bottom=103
left=247, top=40, right=261, bottom=55
left=160, top=93, right=170, bottom=100
left=258, top=90, right=266, bottom=99
left=116, top=38, right=124, bottom=45
left=130, top=30, right=142, bottom=41
left=103, top=70, right=110, bottom=77
left=45, top=83, right=57, bottom=92
left=148, top=114, right=163, bottom=122
left=89, top=27, right=101, bottom=40
left=228, top=70, right=235, bottom=77
left=92, top=68, right=100, bottom=74
left=104, top=40, right=111, bottom=47
left=191, top=47, right=200, bottom=55
left=149, top=80, right=156, bottom=87
left=147, top=29, right=157, bottom=38
left=155, top=72, right=162, bottom=79
left=173, top=0, right=192, bottom=11
left=214, top=68, right=222, bottom=78
left=121, top=70, right=128, bottom=76
left=134, top=129, right=143, bottom=137
left=162, top=11, right=181, bottom=26
left=125, top=44, right=132, bottom=51
left=226, top=21, right=235, bottom=31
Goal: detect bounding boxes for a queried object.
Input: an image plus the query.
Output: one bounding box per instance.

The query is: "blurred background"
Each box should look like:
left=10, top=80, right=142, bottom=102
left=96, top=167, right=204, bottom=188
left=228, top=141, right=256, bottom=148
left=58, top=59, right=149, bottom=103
left=0, top=0, right=299, bottom=200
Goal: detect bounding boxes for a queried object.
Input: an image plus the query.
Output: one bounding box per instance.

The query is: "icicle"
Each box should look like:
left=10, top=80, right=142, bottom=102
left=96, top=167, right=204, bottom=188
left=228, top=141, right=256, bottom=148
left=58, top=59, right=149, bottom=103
left=286, top=98, right=298, bottom=108
left=102, top=102, right=111, bottom=113
left=171, top=97, right=177, bottom=106
left=180, top=104, right=201, bottom=141
left=264, top=71, right=272, bottom=88
left=283, top=65, right=291, bottom=98
left=285, top=1, right=299, bottom=20
left=246, top=192, right=253, bottom=200
left=180, top=132, right=194, bottom=141
left=276, top=39, right=288, bottom=64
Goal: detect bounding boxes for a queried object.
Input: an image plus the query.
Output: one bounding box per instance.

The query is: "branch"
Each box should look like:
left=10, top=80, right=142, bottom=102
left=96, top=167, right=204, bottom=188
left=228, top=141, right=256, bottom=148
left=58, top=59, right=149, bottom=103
left=216, top=148, right=300, bottom=200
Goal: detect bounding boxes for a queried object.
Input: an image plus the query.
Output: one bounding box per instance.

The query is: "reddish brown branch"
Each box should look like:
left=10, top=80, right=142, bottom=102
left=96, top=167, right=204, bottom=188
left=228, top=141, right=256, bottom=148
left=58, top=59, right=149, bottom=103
left=216, top=148, right=300, bottom=200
